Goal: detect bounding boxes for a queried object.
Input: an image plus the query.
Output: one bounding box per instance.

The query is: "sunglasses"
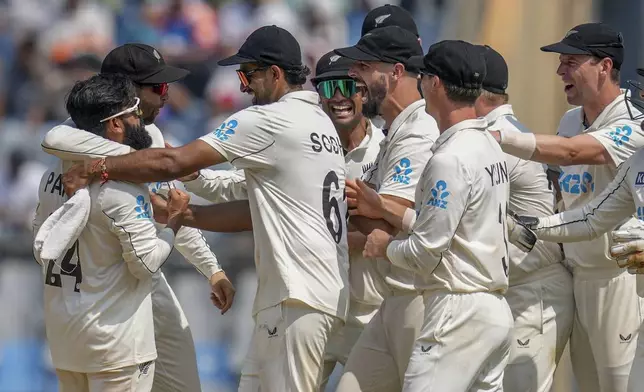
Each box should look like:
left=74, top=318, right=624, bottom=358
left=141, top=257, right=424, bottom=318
left=138, top=82, right=169, bottom=96
left=317, top=79, right=358, bottom=99
left=100, top=97, right=143, bottom=123
left=236, top=67, right=269, bottom=88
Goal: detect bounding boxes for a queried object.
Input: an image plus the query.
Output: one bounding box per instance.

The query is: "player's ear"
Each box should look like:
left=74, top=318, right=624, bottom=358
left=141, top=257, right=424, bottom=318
left=392, top=63, right=406, bottom=80
left=104, top=118, right=124, bottom=142
left=270, top=65, right=282, bottom=83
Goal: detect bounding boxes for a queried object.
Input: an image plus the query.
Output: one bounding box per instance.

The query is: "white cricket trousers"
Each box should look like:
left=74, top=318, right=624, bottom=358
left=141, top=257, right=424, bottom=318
left=403, top=291, right=513, bottom=392
left=237, top=299, right=342, bottom=392
left=336, top=291, right=425, bottom=392
left=503, top=263, right=575, bottom=392
left=151, top=272, right=202, bottom=392
left=56, top=362, right=155, bottom=392
left=569, top=267, right=644, bottom=392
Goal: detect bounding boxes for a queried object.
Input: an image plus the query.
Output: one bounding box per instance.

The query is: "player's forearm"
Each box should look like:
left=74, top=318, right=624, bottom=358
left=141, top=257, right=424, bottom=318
left=99, top=148, right=200, bottom=183
left=379, top=197, right=412, bottom=230
left=499, top=132, right=607, bottom=166
left=350, top=215, right=396, bottom=237
left=174, top=226, right=223, bottom=278
left=126, top=228, right=175, bottom=280
left=181, top=200, right=253, bottom=232
left=386, top=236, right=440, bottom=273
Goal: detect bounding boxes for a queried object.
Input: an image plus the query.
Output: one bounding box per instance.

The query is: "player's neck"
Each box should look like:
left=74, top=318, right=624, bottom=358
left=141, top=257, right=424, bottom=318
left=338, top=117, right=368, bottom=152
left=381, top=89, right=422, bottom=128
left=436, top=105, right=478, bottom=134
left=582, top=83, right=621, bottom=125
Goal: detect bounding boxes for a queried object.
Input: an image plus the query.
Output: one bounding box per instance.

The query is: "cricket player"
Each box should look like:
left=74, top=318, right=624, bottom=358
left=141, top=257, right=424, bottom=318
left=39, top=43, right=235, bottom=392
left=475, top=45, right=574, bottom=392
left=331, top=25, right=440, bottom=392
left=33, top=73, right=191, bottom=391
left=489, top=23, right=644, bottom=392
left=61, top=25, right=349, bottom=392
left=356, top=39, right=514, bottom=392
left=308, top=50, right=387, bottom=386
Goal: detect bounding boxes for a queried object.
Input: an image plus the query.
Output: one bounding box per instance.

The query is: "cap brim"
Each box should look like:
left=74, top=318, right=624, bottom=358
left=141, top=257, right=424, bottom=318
left=139, top=65, right=190, bottom=84
left=405, top=55, right=425, bottom=72
left=217, top=53, right=258, bottom=66
left=334, top=46, right=381, bottom=62
left=638, top=68, right=644, bottom=77
left=311, top=69, right=352, bottom=84
left=540, top=42, right=590, bottom=55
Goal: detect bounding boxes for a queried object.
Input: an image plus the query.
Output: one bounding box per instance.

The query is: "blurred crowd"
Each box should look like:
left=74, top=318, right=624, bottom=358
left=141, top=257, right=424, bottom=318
left=0, top=0, right=444, bottom=390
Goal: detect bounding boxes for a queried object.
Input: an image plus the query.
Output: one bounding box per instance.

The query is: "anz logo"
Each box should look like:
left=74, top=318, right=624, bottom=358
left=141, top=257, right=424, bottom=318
left=212, top=119, right=238, bottom=142
left=392, top=158, right=412, bottom=184
left=559, top=171, right=594, bottom=194
left=638, top=207, right=644, bottom=221
left=427, top=180, right=450, bottom=209
left=608, top=125, right=632, bottom=147
left=135, top=195, right=151, bottom=219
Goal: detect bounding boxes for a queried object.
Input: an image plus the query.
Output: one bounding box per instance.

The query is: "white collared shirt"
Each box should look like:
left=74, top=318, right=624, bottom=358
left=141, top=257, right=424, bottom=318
left=363, top=99, right=440, bottom=291
left=200, top=91, right=350, bottom=320
left=486, top=105, right=564, bottom=283
left=387, top=118, right=510, bottom=294
left=555, top=92, right=644, bottom=269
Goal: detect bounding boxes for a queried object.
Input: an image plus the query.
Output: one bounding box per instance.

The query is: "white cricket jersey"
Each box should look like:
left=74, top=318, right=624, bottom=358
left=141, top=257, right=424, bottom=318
left=555, top=93, right=644, bottom=269
left=363, top=99, right=439, bottom=291
left=41, top=121, right=223, bottom=278
left=33, top=161, right=176, bottom=372
left=183, top=168, right=249, bottom=203
left=345, top=120, right=388, bottom=312
left=485, top=105, right=563, bottom=283
left=199, top=91, right=350, bottom=320
left=387, top=118, right=510, bottom=294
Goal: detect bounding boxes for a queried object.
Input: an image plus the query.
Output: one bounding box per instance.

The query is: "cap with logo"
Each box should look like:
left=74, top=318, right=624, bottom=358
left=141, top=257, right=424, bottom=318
left=361, top=4, right=419, bottom=37
left=218, top=25, right=303, bottom=70
left=334, top=26, right=423, bottom=65
left=540, top=23, right=624, bottom=70
left=101, top=43, right=189, bottom=84
left=407, top=40, right=486, bottom=89
left=479, top=45, right=508, bottom=94
left=311, top=51, right=353, bottom=84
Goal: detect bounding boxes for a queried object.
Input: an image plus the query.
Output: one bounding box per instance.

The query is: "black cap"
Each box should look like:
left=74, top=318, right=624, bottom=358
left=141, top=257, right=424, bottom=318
left=410, top=40, right=486, bottom=89
left=540, top=23, right=624, bottom=70
left=334, top=26, right=422, bottom=65
left=361, top=4, right=419, bottom=37
left=480, top=45, right=508, bottom=94
left=311, top=51, right=353, bottom=84
left=218, top=25, right=303, bottom=70
left=101, top=43, right=189, bottom=84
left=638, top=68, right=644, bottom=77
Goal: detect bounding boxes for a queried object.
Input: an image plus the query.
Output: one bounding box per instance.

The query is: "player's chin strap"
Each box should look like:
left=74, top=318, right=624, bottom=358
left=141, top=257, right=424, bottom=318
left=610, top=227, right=644, bottom=274
left=506, top=210, right=538, bottom=253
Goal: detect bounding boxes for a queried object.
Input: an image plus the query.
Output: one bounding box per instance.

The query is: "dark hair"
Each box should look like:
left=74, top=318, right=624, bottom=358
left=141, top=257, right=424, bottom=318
left=591, top=56, right=620, bottom=84
left=284, top=65, right=311, bottom=86
left=443, top=81, right=482, bottom=104
left=65, top=73, right=137, bottom=136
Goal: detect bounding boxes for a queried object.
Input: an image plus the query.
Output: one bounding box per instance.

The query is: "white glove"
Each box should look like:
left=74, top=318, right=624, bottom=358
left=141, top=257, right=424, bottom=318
left=506, top=211, right=538, bottom=253
left=610, top=227, right=644, bottom=274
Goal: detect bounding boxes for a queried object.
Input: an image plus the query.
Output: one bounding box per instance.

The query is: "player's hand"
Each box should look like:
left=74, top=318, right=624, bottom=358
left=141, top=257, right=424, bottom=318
left=347, top=179, right=383, bottom=219
left=506, top=210, right=538, bottom=253
left=150, top=192, right=169, bottom=224
left=167, top=189, right=190, bottom=218
left=610, top=228, right=644, bottom=273
left=63, top=161, right=96, bottom=197
left=209, top=271, right=236, bottom=314
left=363, top=229, right=393, bottom=259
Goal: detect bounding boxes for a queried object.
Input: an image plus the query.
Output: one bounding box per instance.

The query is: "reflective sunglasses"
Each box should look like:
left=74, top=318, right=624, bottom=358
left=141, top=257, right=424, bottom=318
left=150, top=82, right=169, bottom=96
left=100, top=97, right=143, bottom=123
left=316, top=79, right=358, bottom=99
left=236, top=67, right=269, bottom=88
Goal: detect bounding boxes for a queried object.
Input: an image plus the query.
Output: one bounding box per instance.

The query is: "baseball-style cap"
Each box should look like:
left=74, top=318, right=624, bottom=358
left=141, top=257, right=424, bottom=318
left=361, top=4, right=419, bottom=37
left=407, top=40, right=486, bottom=89
left=311, top=51, right=353, bottom=84
left=480, top=45, right=508, bottom=94
left=218, top=25, right=303, bottom=70
left=101, top=43, right=189, bottom=84
left=334, top=26, right=422, bottom=65
left=638, top=68, right=644, bottom=77
left=540, top=23, right=624, bottom=69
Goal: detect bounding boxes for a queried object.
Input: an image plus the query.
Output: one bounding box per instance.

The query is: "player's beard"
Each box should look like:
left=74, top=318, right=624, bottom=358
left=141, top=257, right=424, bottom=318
left=362, top=75, right=387, bottom=119
left=123, top=120, right=153, bottom=150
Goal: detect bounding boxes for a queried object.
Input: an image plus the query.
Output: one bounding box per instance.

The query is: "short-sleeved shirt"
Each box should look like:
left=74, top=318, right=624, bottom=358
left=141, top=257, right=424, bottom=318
left=199, top=91, right=350, bottom=320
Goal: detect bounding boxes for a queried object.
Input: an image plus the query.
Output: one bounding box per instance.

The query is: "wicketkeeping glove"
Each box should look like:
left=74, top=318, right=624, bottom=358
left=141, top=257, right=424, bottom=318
left=506, top=210, right=538, bottom=253
left=610, top=227, right=644, bottom=273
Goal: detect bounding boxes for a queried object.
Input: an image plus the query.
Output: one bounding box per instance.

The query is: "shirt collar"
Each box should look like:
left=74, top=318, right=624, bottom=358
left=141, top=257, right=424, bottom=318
left=484, top=104, right=514, bottom=127
left=278, top=90, right=320, bottom=105
left=583, top=89, right=629, bottom=131
left=431, top=117, right=488, bottom=153
left=385, top=99, right=426, bottom=142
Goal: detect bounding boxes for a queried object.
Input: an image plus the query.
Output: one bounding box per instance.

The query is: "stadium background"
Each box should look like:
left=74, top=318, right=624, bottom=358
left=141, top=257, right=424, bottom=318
left=0, top=0, right=641, bottom=390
